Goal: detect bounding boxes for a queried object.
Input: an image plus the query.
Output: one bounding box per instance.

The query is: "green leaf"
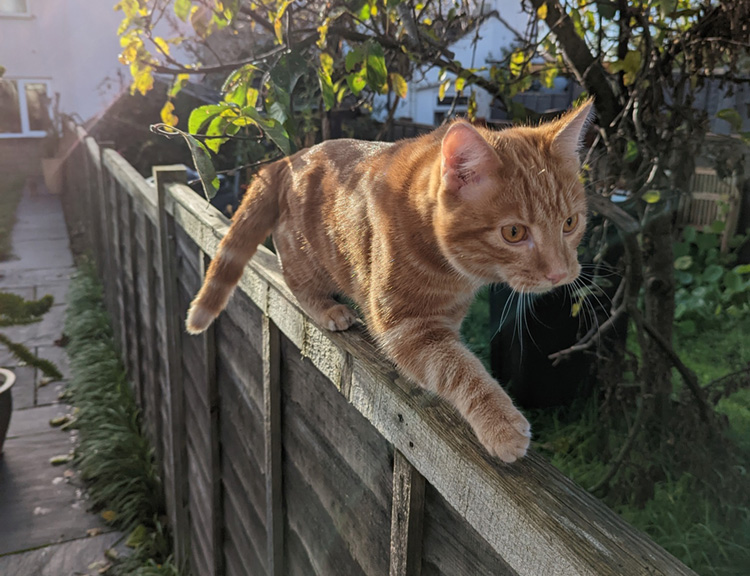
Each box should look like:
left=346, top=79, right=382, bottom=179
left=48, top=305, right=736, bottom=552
left=703, top=264, right=724, bottom=284
left=174, top=0, right=191, bottom=21
left=678, top=319, right=696, bottom=335
left=724, top=270, right=743, bottom=293
left=454, top=76, right=466, bottom=92
left=674, top=270, right=693, bottom=285
left=204, top=115, right=228, bottom=153
left=345, top=47, right=363, bottom=72
left=674, top=255, right=693, bottom=271
left=188, top=104, right=225, bottom=134
left=710, top=219, right=726, bottom=234
left=258, top=118, right=292, bottom=156
left=624, top=140, right=638, bottom=162
left=682, top=225, right=697, bottom=243
left=346, top=71, right=366, bottom=96
left=364, top=41, right=388, bottom=93
left=268, top=101, right=287, bottom=124
left=642, top=189, right=661, bottom=204
left=717, top=108, right=742, bottom=132
left=318, top=69, right=335, bottom=110
left=222, top=64, right=257, bottom=94
left=734, top=264, right=750, bottom=275
left=269, top=52, right=308, bottom=98
left=659, top=0, right=678, bottom=18
left=154, top=124, right=219, bottom=200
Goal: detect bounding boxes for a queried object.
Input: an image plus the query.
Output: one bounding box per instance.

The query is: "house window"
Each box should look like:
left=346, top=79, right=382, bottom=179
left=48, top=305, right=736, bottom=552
left=0, top=0, right=29, bottom=15
left=0, top=79, right=52, bottom=137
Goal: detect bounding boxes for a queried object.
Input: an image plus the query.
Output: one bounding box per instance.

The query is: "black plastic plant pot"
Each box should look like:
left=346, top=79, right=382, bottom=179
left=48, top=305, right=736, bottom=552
left=0, top=368, right=16, bottom=456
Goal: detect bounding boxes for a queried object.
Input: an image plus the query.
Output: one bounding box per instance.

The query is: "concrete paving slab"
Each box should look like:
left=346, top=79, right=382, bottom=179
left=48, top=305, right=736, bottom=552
left=0, top=424, right=110, bottom=555
left=4, top=366, right=35, bottom=410
left=0, top=531, right=123, bottom=576
left=36, top=380, right=65, bottom=407
left=0, top=286, right=34, bottom=300
left=34, top=280, right=71, bottom=307
left=0, top=239, right=74, bottom=271
left=6, top=404, right=70, bottom=439
left=0, top=268, right=75, bottom=291
left=0, top=304, right=66, bottom=348
left=35, top=345, right=71, bottom=381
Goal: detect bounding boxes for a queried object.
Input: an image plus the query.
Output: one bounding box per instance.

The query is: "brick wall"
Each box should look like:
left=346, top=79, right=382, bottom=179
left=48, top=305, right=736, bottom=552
left=0, top=138, right=44, bottom=179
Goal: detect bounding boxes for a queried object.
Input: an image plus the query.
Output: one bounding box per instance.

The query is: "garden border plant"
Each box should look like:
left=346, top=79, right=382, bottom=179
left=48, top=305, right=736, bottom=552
left=64, top=262, right=180, bottom=576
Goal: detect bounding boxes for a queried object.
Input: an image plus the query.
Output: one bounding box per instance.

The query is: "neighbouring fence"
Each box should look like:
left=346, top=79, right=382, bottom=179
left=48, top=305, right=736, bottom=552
left=60, top=122, right=699, bottom=576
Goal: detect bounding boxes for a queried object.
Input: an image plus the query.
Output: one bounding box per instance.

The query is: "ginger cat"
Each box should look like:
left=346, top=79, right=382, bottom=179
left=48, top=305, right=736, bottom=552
left=187, top=100, right=593, bottom=463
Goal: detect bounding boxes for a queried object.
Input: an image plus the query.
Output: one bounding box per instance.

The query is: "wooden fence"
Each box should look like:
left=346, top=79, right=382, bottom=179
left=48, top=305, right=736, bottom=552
left=60, top=123, right=698, bottom=576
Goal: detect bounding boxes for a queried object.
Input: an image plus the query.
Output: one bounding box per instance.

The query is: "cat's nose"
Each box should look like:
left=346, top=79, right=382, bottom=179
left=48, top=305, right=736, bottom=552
left=546, top=270, right=567, bottom=284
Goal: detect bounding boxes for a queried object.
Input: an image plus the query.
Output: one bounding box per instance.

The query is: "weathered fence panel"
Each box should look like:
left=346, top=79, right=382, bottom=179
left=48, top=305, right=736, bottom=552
left=61, top=123, right=699, bottom=576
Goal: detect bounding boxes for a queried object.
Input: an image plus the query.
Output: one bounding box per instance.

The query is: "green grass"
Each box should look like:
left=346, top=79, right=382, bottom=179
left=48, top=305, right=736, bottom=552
left=64, top=263, right=180, bottom=576
left=0, top=177, right=24, bottom=261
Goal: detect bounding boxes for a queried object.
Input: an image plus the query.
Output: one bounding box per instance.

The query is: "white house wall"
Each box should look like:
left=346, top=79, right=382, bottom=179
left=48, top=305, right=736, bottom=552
left=0, top=0, right=125, bottom=123
left=376, top=0, right=531, bottom=125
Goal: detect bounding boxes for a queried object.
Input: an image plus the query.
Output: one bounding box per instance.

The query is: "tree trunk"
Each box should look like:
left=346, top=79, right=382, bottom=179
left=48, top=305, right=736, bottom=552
left=641, top=206, right=676, bottom=421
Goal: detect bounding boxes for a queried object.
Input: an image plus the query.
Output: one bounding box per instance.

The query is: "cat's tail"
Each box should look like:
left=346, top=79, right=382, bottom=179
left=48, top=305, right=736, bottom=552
left=185, top=169, right=280, bottom=334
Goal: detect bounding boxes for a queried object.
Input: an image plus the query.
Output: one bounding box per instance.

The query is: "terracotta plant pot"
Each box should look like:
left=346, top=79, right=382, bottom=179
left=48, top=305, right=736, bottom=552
left=0, top=368, right=16, bottom=456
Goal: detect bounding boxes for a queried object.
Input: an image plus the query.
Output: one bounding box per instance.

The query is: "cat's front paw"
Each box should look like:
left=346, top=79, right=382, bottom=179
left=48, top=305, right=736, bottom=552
left=468, top=389, right=531, bottom=463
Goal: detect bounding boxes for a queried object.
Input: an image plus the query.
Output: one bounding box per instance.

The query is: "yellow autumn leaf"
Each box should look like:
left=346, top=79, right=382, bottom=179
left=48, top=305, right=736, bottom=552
left=537, top=3, right=548, bottom=19
left=571, top=300, right=582, bottom=317
left=642, top=189, right=661, bottom=204
left=438, top=78, right=450, bottom=101
left=101, top=510, right=118, bottom=523
left=154, top=36, right=170, bottom=56
left=132, top=66, right=154, bottom=96
left=160, top=101, right=179, bottom=126
left=390, top=73, right=408, bottom=98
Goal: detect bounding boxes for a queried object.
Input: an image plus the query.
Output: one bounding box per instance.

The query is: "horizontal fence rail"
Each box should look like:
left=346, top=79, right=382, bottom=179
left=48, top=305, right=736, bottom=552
left=61, top=122, right=698, bottom=576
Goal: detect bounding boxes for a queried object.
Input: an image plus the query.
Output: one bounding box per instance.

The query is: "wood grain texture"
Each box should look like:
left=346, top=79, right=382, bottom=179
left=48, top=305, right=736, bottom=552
left=73, top=135, right=699, bottom=576
left=421, top=483, right=516, bottom=576
left=280, top=333, right=392, bottom=576
left=155, top=165, right=191, bottom=566
left=390, top=450, right=425, bottom=576
left=263, top=315, right=283, bottom=576
left=167, top=181, right=698, bottom=576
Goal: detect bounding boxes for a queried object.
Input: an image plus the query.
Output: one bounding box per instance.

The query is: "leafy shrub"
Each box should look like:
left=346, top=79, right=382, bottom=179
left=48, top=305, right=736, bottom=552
left=673, top=226, right=750, bottom=333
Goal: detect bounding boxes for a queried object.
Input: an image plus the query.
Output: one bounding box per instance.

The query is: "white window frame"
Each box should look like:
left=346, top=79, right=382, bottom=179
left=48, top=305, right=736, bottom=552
left=0, top=78, right=52, bottom=138
left=0, top=0, right=32, bottom=18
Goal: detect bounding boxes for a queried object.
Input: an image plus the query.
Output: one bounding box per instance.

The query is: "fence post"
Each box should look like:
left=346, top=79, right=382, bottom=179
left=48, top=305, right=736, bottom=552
left=198, top=251, right=223, bottom=576
left=389, top=450, right=425, bottom=576
left=154, top=165, right=190, bottom=567
left=263, top=314, right=284, bottom=576
left=97, top=142, right=117, bottom=330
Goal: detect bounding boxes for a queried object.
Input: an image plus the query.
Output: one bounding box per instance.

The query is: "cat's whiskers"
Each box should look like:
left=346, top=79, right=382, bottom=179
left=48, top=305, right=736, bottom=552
left=572, top=277, right=602, bottom=343
left=576, top=271, right=614, bottom=316
left=494, top=288, right=518, bottom=337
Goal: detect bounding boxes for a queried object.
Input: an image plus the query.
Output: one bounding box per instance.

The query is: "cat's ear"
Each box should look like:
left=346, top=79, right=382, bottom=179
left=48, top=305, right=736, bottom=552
left=441, top=122, right=497, bottom=195
left=550, top=98, right=595, bottom=164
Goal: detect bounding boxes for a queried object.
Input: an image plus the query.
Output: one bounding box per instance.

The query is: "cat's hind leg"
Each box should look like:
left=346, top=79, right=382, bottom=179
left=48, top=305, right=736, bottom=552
left=303, top=298, right=358, bottom=332
left=278, top=258, right=358, bottom=331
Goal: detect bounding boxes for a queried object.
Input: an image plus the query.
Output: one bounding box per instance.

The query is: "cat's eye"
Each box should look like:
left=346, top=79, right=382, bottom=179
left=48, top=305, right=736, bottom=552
left=501, top=224, right=527, bottom=244
left=563, top=214, right=579, bottom=234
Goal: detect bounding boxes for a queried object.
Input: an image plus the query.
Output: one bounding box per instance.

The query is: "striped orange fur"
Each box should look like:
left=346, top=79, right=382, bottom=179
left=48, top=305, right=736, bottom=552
left=187, top=100, right=594, bottom=462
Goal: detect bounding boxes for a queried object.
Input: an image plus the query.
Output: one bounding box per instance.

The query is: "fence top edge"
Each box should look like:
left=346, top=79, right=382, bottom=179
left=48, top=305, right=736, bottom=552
left=163, top=182, right=695, bottom=576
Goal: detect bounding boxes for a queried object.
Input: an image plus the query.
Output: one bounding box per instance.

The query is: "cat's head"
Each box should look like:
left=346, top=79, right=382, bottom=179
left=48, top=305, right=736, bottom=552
left=434, top=100, right=593, bottom=294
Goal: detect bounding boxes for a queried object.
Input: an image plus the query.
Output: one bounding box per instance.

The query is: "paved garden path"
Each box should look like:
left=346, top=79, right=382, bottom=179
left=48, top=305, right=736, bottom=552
left=0, top=185, right=124, bottom=576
